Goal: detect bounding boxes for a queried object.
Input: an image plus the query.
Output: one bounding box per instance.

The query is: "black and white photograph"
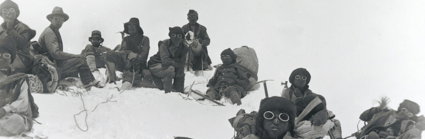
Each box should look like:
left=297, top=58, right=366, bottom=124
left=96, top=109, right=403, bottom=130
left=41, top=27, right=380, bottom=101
left=0, top=0, right=424, bottom=138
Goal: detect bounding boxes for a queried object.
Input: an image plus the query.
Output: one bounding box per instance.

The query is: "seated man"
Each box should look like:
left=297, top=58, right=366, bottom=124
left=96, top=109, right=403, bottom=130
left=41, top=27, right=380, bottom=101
left=0, top=38, right=36, bottom=136
left=81, top=30, right=111, bottom=72
left=357, top=99, right=424, bottom=139
left=105, top=17, right=150, bottom=91
left=81, top=30, right=111, bottom=84
left=38, top=7, right=101, bottom=90
left=242, top=97, right=297, bottom=139
left=206, top=48, right=250, bottom=105
left=148, top=27, right=188, bottom=93
left=281, top=68, right=333, bottom=138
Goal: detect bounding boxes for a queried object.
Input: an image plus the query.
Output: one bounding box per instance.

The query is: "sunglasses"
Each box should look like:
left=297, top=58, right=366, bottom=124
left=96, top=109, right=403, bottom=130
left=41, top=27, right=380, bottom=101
left=170, top=34, right=183, bottom=38
left=295, top=75, right=307, bottom=80
left=263, top=111, right=290, bottom=122
left=0, top=53, right=11, bottom=59
left=1, top=8, right=16, bottom=14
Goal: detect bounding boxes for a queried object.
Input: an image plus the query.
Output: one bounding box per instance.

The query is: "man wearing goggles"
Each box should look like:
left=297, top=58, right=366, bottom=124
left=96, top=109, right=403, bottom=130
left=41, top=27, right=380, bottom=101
left=147, top=26, right=188, bottom=93
left=281, top=68, right=334, bottom=138
left=0, top=38, right=37, bottom=136
left=243, top=97, right=297, bottom=139
left=0, top=0, right=36, bottom=73
left=357, top=99, right=424, bottom=139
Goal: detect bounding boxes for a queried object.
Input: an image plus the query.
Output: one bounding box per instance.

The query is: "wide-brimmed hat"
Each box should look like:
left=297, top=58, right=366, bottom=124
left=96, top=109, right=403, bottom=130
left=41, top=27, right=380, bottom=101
left=123, top=17, right=143, bottom=35
left=89, top=30, right=104, bottom=42
left=46, top=6, right=69, bottom=21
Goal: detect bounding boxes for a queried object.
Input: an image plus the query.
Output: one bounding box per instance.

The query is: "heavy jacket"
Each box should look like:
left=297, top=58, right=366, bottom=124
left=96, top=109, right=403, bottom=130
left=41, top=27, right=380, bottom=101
left=0, top=74, right=33, bottom=135
left=182, top=23, right=212, bottom=69
left=81, top=44, right=111, bottom=68
left=0, top=20, right=36, bottom=72
left=281, top=86, right=329, bottom=126
left=38, top=25, right=79, bottom=64
left=207, top=63, right=250, bottom=91
left=120, top=34, right=150, bottom=65
left=182, top=23, right=210, bottom=47
left=148, top=39, right=188, bottom=69
left=358, top=108, right=422, bottom=139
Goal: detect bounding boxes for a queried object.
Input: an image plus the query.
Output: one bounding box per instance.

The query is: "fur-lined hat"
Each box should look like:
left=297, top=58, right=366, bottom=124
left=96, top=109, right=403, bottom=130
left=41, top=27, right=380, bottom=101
left=398, top=99, right=420, bottom=115
left=89, top=30, right=104, bottom=42
left=289, top=68, right=311, bottom=85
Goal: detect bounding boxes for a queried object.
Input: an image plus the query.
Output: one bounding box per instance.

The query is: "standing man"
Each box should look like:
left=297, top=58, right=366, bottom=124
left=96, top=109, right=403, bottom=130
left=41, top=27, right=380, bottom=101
left=38, top=7, right=101, bottom=90
left=0, top=0, right=36, bottom=73
left=182, top=9, right=212, bottom=71
left=105, top=17, right=150, bottom=91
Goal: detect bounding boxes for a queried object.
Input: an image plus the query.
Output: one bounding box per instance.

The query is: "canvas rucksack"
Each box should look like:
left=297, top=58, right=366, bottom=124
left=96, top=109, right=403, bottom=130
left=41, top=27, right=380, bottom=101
left=229, top=109, right=258, bottom=139
left=233, top=46, right=259, bottom=90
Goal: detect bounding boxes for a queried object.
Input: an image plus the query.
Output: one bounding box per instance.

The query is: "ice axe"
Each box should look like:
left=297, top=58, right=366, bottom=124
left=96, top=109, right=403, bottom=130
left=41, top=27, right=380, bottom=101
left=256, top=80, right=273, bottom=98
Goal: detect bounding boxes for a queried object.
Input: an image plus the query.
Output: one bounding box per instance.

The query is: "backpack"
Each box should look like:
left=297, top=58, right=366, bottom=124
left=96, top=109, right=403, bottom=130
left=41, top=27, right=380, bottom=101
left=233, top=46, right=259, bottom=90
left=229, top=109, right=257, bottom=139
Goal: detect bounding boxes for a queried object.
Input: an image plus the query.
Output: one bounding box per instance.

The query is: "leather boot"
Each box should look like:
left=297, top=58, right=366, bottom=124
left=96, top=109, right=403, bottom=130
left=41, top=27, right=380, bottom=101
left=162, top=76, right=172, bottom=93
left=228, top=91, right=242, bottom=105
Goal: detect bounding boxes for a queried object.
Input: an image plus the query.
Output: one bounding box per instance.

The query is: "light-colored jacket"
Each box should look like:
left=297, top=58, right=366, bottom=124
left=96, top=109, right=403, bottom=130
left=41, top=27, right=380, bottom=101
left=38, top=26, right=79, bottom=64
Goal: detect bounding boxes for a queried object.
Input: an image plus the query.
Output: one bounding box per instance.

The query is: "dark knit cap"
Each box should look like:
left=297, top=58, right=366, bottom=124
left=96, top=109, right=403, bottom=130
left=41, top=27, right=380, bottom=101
left=187, top=9, right=198, bottom=16
left=0, top=0, right=19, bottom=17
left=168, top=26, right=184, bottom=37
left=89, top=30, right=103, bottom=42
left=289, top=68, right=311, bottom=85
left=221, top=48, right=237, bottom=61
left=124, top=17, right=144, bottom=35
left=0, top=37, right=17, bottom=63
left=398, top=99, right=420, bottom=115
left=256, top=97, right=297, bottom=137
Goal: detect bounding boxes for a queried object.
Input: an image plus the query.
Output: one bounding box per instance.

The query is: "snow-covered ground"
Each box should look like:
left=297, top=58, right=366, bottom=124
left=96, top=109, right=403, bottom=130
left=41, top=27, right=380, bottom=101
left=2, top=0, right=425, bottom=138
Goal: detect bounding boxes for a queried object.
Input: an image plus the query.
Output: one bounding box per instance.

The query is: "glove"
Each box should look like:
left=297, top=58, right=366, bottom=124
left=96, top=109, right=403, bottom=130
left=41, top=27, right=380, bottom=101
left=0, top=108, right=6, bottom=118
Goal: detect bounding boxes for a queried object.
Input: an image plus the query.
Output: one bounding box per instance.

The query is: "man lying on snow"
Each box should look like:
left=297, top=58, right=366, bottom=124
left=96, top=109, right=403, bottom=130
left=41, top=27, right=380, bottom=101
left=355, top=98, right=425, bottom=139
left=105, top=17, right=150, bottom=92
left=206, top=48, right=251, bottom=105
left=38, top=7, right=102, bottom=91
left=148, top=27, right=188, bottom=93
left=281, top=68, right=335, bottom=138
left=81, top=30, right=111, bottom=80
left=0, top=38, right=38, bottom=136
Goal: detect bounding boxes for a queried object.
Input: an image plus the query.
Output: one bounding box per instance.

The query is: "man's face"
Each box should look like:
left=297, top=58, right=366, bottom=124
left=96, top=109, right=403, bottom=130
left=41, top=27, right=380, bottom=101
left=398, top=108, right=414, bottom=120
left=128, top=24, right=138, bottom=35
left=187, top=13, right=198, bottom=24
left=50, top=16, right=65, bottom=29
left=293, top=74, right=307, bottom=88
left=0, top=52, right=12, bottom=70
left=1, top=7, right=18, bottom=22
left=90, top=37, right=102, bottom=47
left=170, top=33, right=183, bottom=44
left=221, top=54, right=233, bottom=65
left=263, top=111, right=290, bottom=138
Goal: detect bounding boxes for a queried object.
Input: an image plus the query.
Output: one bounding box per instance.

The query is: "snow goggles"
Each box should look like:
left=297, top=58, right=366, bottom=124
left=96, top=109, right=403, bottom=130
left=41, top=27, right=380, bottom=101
left=1, top=8, right=16, bottom=14
left=170, top=34, right=183, bottom=38
left=263, top=111, right=290, bottom=122
left=295, top=75, right=307, bottom=80
left=0, top=53, right=11, bottom=60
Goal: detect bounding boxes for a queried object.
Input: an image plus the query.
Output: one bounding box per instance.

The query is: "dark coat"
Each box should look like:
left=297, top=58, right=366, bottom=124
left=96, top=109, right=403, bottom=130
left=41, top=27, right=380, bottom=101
left=148, top=39, right=188, bottom=69
left=207, top=63, right=250, bottom=91
left=182, top=23, right=210, bottom=47
left=281, top=86, right=329, bottom=126
left=81, top=44, right=111, bottom=68
left=120, top=34, right=150, bottom=64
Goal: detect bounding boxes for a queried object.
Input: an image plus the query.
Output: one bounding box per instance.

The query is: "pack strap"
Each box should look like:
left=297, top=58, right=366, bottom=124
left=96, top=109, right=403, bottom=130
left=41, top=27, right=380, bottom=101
left=295, top=97, right=322, bottom=124
left=0, top=73, right=27, bottom=87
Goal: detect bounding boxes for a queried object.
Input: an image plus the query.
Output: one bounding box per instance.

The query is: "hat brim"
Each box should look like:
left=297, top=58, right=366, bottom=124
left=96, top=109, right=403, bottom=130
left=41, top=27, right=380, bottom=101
left=47, top=13, right=69, bottom=21
left=89, top=37, right=104, bottom=42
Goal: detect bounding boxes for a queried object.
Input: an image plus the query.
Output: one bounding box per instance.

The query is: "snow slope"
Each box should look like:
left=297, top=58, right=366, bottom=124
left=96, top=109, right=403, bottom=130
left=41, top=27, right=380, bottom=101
left=2, top=0, right=425, bottom=138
